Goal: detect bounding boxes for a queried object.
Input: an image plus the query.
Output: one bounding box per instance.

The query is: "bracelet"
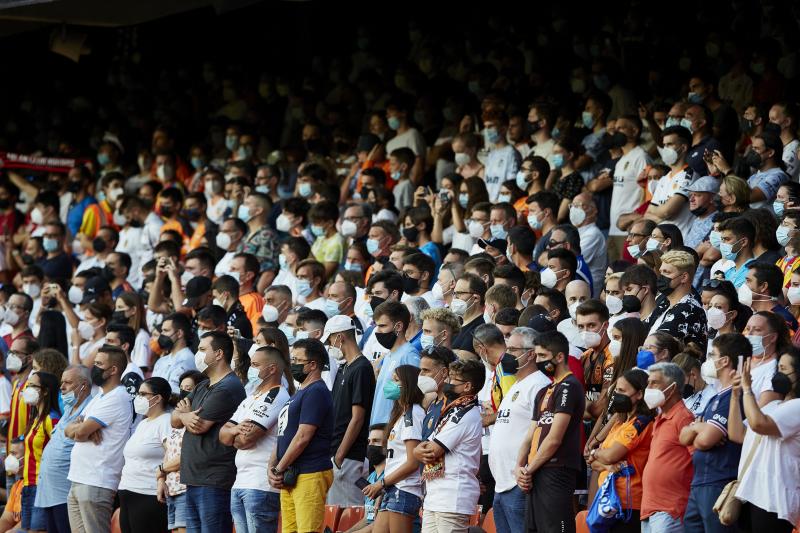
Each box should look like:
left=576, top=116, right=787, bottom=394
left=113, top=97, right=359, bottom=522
left=743, top=389, right=754, bottom=395
left=380, top=477, right=386, bottom=487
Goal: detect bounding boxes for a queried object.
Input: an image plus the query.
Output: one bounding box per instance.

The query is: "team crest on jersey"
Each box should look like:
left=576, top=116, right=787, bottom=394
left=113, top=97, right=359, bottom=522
left=512, top=391, right=519, bottom=402
left=388, top=429, right=396, bottom=441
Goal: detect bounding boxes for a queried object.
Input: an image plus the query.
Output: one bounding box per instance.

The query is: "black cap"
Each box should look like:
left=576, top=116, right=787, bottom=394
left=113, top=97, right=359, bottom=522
left=80, top=276, right=111, bottom=304
left=478, top=238, right=507, bottom=255
left=527, top=314, right=556, bottom=335
left=183, top=276, right=212, bottom=308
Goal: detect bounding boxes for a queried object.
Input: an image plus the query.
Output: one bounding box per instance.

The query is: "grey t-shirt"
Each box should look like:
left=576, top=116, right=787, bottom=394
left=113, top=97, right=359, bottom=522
left=180, top=372, right=246, bottom=488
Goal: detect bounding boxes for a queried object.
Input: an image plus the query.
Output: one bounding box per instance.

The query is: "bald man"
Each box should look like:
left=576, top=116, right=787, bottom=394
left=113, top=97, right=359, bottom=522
left=557, top=280, right=591, bottom=357
left=569, top=192, right=607, bottom=296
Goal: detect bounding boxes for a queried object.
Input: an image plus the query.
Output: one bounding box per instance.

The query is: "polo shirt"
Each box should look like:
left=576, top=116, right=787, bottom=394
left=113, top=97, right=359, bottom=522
left=724, top=258, right=755, bottom=288
left=641, top=400, right=695, bottom=519
left=691, top=386, right=742, bottom=487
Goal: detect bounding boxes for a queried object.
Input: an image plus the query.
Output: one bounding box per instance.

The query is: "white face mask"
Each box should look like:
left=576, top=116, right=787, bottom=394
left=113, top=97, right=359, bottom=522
left=540, top=267, right=561, bottom=289
left=580, top=330, right=602, bottom=348
left=276, top=214, right=293, bottom=233
left=608, top=338, right=622, bottom=358
left=644, top=383, right=674, bottom=409
left=216, top=232, right=232, bottom=251
left=6, top=353, right=23, bottom=372
left=341, top=220, right=357, bottom=237
left=569, top=206, right=586, bottom=226
left=68, top=286, right=84, bottom=305
left=195, top=350, right=209, bottom=373
left=468, top=220, right=485, bottom=239
left=77, top=321, right=95, bottom=341
left=788, top=286, right=800, bottom=306
left=4, top=455, right=19, bottom=475
left=449, top=297, right=470, bottom=317
left=605, top=295, right=623, bottom=315
left=133, top=395, right=153, bottom=416
left=706, top=307, right=728, bottom=330
left=23, top=283, right=41, bottom=299
left=568, top=301, right=580, bottom=320
left=21, top=387, right=39, bottom=405
left=417, top=375, right=438, bottom=395
left=700, top=357, right=719, bottom=381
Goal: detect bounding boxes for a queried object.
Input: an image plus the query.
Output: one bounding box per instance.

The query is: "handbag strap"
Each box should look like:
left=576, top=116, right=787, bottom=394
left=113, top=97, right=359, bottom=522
left=737, top=434, right=763, bottom=481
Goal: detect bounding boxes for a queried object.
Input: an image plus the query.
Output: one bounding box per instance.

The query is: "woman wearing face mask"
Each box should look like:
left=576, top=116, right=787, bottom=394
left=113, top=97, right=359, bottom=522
left=639, top=332, right=683, bottom=366
left=717, top=175, right=750, bottom=214
left=19, top=371, right=61, bottom=533
left=706, top=290, right=746, bottom=339
left=157, top=371, right=207, bottom=533
left=451, top=132, right=484, bottom=179
left=119, top=377, right=173, bottom=533
left=70, top=302, right=112, bottom=367
left=362, top=365, right=424, bottom=533
left=550, top=138, right=584, bottom=221
left=443, top=177, right=490, bottom=251
left=726, top=348, right=800, bottom=533
left=645, top=223, right=683, bottom=254
left=672, top=351, right=717, bottom=417
left=114, top=292, right=152, bottom=372
left=587, top=369, right=655, bottom=531
left=203, top=171, right=228, bottom=226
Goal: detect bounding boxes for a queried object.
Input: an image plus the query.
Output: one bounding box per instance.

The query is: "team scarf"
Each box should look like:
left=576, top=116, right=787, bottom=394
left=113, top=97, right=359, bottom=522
left=421, top=394, right=478, bottom=482
left=0, top=152, right=88, bottom=173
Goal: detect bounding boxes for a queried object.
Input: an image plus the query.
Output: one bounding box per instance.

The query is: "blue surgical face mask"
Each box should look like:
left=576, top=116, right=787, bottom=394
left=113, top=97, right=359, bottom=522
left=516, top=171, right=529, bottom=190
left=298, top=182, right=313, bottom=198
left=255, top=185, right=270, bottom=195
left=279, top=323, right=295, bottom=345
left=420, top=334, right=435, bottom=352
left=344, top=262, right=363, bottom=272
left=237, top=205, right=251, bottom=221
left=528, top=212, right=543, bottom=230
left=777, top=225, right=793, bottom=247
left=247, top=366, right=262, bottom=383
left=484, top=127, right=500, bottom=145
left=97, top=152, right=111, bottom=166
left=296, top=279, right=313, bottom=297
left=366, top=238, right=380, bottom=255
left=190, top=157, right=204, bottom=170
left=43, top=237, right=59, bottom=253
left=552, top=153, right=565, bottom=169
left=582, top=111, right=595, bottom=129
left=680, top=118, right=693, bottom=132
left=719, top=239, right=741, bottom=261
left=490, top=224, right=508, bottom=240
left=387, top=116, right=401, bottom=131
left=709, top=230, right=722, bottom=250
left=324, top=299, right=341, bottom=318
left=746, top=335, right=765, bottom=356
left=774, top=201, right=785, bottom=218
left=665, top=117, right=681, bottom=128
left=459, top=194, right=469, bottom=209
left=225, top=135, right=238, bottom=151
left=497, top=193, right=512, bottom=204
left=279, top=253, right=289, bottom=271
left=62, top=390, right=77, bottom=408
left=311, top=224, right=325, bottom=237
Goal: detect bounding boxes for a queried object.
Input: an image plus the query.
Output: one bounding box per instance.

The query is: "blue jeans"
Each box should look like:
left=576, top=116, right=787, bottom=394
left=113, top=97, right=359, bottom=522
left=642, top=511, right=684, bottom=533
left=167, top=493, right=186, bottom=530
left=684, top=483, right=737, bottom=533
left=493, top=486, right=526, bottom=533
left=21, top=485, right=47, bottom=531
left=230, top=489, right=279, bottom=533
left=185, top=485, right=232, bottom=533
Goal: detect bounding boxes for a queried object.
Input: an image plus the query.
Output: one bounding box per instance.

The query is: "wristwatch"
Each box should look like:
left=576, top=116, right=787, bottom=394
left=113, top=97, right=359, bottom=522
left=270, top=466, right=283, bottom=476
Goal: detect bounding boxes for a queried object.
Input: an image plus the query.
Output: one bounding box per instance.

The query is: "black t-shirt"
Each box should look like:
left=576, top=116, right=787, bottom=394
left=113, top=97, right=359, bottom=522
left=531, top=373, right=585, bottom=472
left=180, top=372, right=246, bottom=488
left=452, top=316, right=485, bottom=353
left=331, top=355, right=376, bottom=461
left=227, top=302, right=253, bottom=339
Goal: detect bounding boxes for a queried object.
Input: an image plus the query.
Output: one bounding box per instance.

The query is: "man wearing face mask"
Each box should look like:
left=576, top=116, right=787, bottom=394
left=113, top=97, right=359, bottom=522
left=745, top=132, right=789, bottom=210
left=450, top=273, right=488, bottom=359
left=268, top=338, right=334, bottom=533
left=482, top=111, right=522, bottom=203
left=37, top=222, right=74, bottom=286
left=576, top=300, right=614, bottom=421
left=325, top=281, right=363, bottom=335
left=368, top=301, right=419, bottom=426
left=684, top=177, right=720, bottom=253
left=516, top=331, right=585, bottom=533
left=570, top=193, right=607, bottom=295
left=488, top=327, right=550, bottom=533
left=2, top=293, right=33, bottom=349
left=344, top=424, right=387, bottom=531
left=718, top=217, right=756, bottom=288
left=528, top=102, right=556, bottom=163
left=339, top=203, right=371, bottom=247
left=768, top=102, right=800, bottom=181
left=229, top=253, right=264, bottom=334
left=65, top=347, right=131, bottom=533
left=323, top=316, right=375, bottom=507
left=239, top=192, right=279, bottom=287
left=430, top=263, right=460, bottom=309
left=214, top=218, right=247, bottom=278
left=6, top=337, right=38, bottom=461
left=418, top=346, right=456, bottom=440
left=385, top=99, right=426, bottom=186
left=212, top=275, right=253, bottom=340
left=528, top=191, right=559, bottom=261
left=680, top=333, right=748, bottom=533
left=173, top=331, right=246, bottom=533
left=646, top=126, right=695, bottom=234
left=35, top=365, right=92, bottom=532
left=741, top=263, right=798, bottom=331
left=640, top=362, right=694, bottom=533
left=399, top=253, right=436, bottom=307
left=152, top=314, right=196, bottom=395
left=644, top=251, right=708, bottom=350
left=742, top=312, right=787, bottom=407
left=64, top=166, right=98, bottom=240
left=219, top=346, right=289, bottom=533
left=358, top=270, right=404, bottom=361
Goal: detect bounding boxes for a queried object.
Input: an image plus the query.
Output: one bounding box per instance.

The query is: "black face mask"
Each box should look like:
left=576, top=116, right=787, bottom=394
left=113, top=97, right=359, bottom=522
left=622, top=295, right=642, bottom=313
left=112, top=311, right=128, bottom=324
left=91, top=366, right=108, bottom=386
left=92, top=237, right=107, bottom=254
left=771, top=372, right=793, bottom=397
left=366, top=445, right=386, bottom=467
left=740, top=118, right=754, bottom=134
left=101, top=265, right=115, bottom=282
left=20, top=254, right=34, bottom=266
left=656, top=275, right=676, bottom=296
left=128, top=219, right=143, bottom=228
left=536, top=358, right=556, bottom=378
left=0, top=199, right=10, bottom=210
left=442, top=383, right=461, bottom=402
left=160, top=206, right=175, bottom=218
left=375, top=329, right=398, bottom=350
left=291, top=362, right=309, bottom=383
left=682, top=383, right=695, bottom=399
left=304, top=138, right=324, bottom=154
left=157, top=334, right=175, bottom=352
left=500, top=353, right=519, bottom=375
left=690, top=205, right=708, bottom=217
left=369, top=296, right=386, bottom=312
left=402, top=227, right=420, bottom=243
left=528, top=120, right=542, bottom=135
left=67, top=181, right=82, bottom=193
left=609, top=392, right=634, bottom=413
left=179, top=389, right=190, bottom=400
left=401, top=274, right=419, bottom=295
left=183, top=209, right=201, bottom=222
left=602, top=132, right=628, bottom=149
left=743, top=151, right=762, bottom=169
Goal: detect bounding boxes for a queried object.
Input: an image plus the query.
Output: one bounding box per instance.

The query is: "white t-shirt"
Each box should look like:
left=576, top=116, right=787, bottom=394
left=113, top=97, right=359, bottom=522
left=132, top=329, right=152, bottom=369
left=736, top=399, right=800, bottom=526
left=117, top=226, right=145, bottom=288
left=783, top=139, right=800, bottom=181
left=484, top=145, right=522, bottom=202
left=477, top=366, right=494, bottom=454
left=231, top=385, right=290, bottom=492
left=118, top=412, right=172, bottom=495
left=649, top=168, right=695, bottom=235
left=79, top=337, right=105, bottom=363
left=423, top=403, right=482, bottom=515
left=609, top=146, right=649, bottom=236
left=68, top=386, right=134, bottom=490
left=386, top=128, right=427, bottom=159
left=489, top=371, right=551, bottom=493
left=532, top=138, right=555, bottom=165
left=152, top=348, right=197, bottom=394
left=385, top=404, right=425, bottom=498
left=750, top=358, right=777, bottom=401
left=0, top=375, right=11, bottom=415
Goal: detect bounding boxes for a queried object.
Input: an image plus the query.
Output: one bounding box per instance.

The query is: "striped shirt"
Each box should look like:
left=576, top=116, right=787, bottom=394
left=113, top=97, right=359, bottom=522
left=23, top=410, right=60, bottom=486
left=7, top=376, right=32, bottom=454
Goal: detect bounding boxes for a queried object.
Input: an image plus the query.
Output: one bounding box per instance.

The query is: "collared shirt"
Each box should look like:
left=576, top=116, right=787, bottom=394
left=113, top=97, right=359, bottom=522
left=684, top=213, right=715, bottom=249
left=724, top=258, right=755, bottom=288
left=691, top=386, right=742, bottom=487
left=643, top=291, right=708, bottom=351
left=152, top=347, right=196, bottom=394
left=244, top=225, right=280, bottom=272
left=641, top=400, right=695, bottom=519
left=748, top=167, right=789, bottom=209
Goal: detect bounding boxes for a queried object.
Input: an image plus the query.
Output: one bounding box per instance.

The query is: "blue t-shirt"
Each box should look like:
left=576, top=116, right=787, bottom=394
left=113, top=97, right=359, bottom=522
left=276, top=379, right=334, bottom=474
left=66, top=196, right=97, bottom=237
left=691, top=386, right=742, bottom=487
left=370, top=342, right=420, bottom=426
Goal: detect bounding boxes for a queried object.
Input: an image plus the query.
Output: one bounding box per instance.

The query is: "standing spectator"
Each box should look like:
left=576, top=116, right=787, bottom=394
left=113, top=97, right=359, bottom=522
left=361, top=365, right=424, bottom=533
left=488, top=328, right=550, bottom=533
left=324, top=316, right=375, bottom=507
left=516, top=331, right=585, bottom=533
left=20, top=371, right=61, bottom=533
left=640, top=362, right=695, bottom=533
left=308, top=201, right=346, bottom=280
left=679, top=333, right=748, bottom=533
left=418, top=346, right=456, bottom=441
left=118, top=377, right=173, bottom=533
left=268, top=338, right=334, bottom=533
left=482, top=110, right=522, bottom=202
left=7, top=337, right=38, bottom=460
left=65, top=345, right=133, bottom=533
left=152, top=313, right=196, bottom=394
left=35, top=365, right=92, bottom=533
left=172, top=331, right=246, bottom=533
left=416, top=359, right=484, bottom=532
left=219, top=347, right=289, bottom=533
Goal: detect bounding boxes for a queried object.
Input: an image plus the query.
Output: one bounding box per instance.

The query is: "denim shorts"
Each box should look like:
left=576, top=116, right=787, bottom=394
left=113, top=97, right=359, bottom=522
left=167, top=492, right=187, bottom=530
left=21, top=485, right=47, bottom=531
left=378, top=485, right=422, bottom=517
